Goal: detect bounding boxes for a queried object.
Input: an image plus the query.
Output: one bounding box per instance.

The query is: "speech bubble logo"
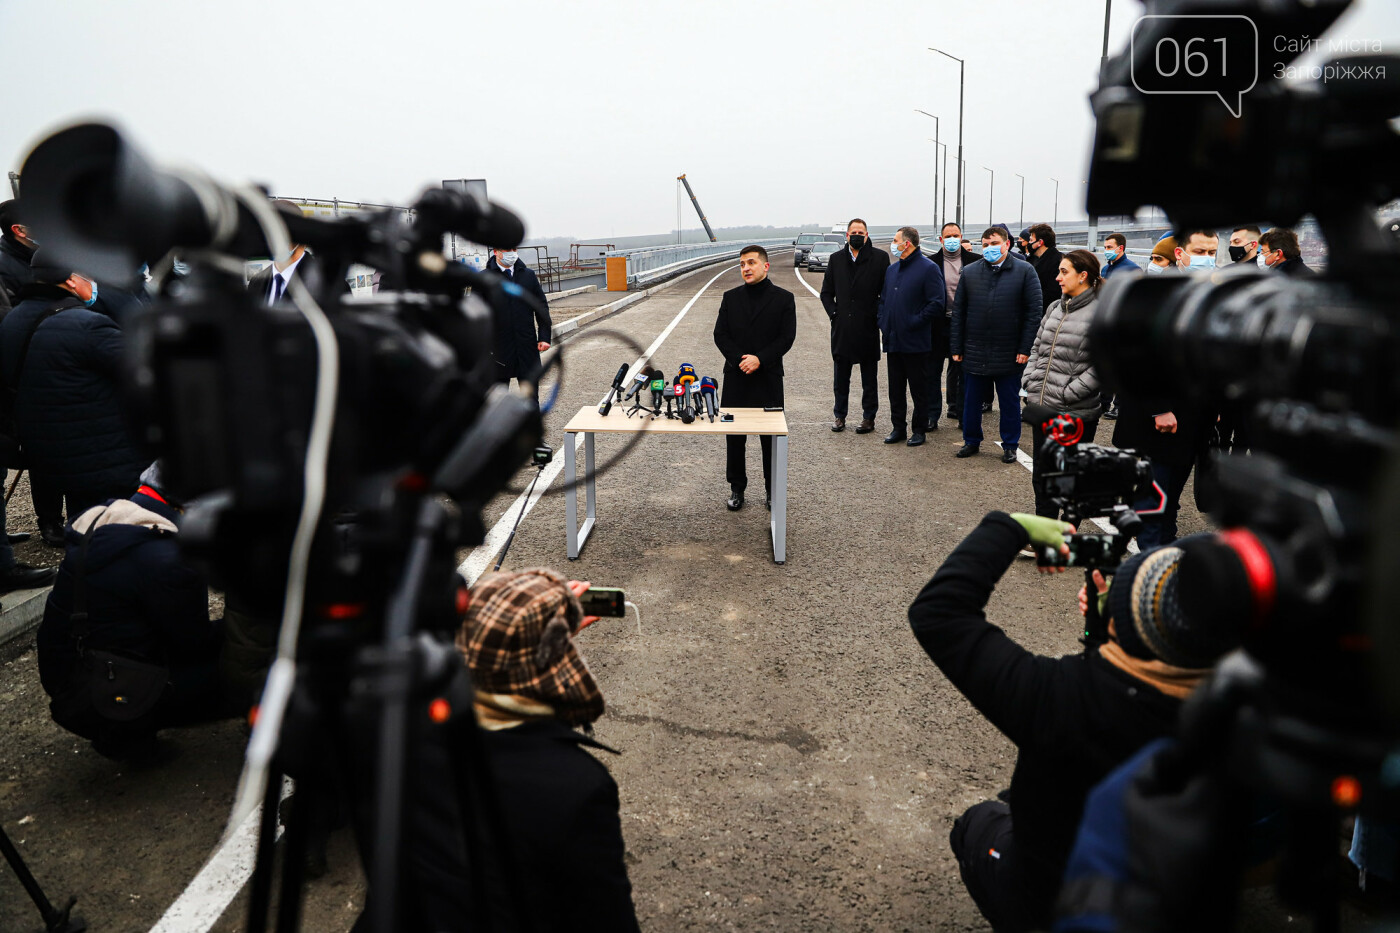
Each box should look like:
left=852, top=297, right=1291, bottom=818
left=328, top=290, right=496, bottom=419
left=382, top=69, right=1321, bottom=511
left=1130, top=14, right=1258, bottom=118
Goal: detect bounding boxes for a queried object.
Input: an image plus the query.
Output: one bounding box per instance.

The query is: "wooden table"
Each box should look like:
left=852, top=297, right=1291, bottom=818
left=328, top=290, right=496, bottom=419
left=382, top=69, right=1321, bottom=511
left=561, top=406, right=790, bottom=564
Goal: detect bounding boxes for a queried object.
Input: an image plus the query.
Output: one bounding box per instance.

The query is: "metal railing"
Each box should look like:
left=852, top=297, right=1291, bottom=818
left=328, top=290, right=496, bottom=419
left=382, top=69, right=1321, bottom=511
left=614, top=238, right=793, bottom=288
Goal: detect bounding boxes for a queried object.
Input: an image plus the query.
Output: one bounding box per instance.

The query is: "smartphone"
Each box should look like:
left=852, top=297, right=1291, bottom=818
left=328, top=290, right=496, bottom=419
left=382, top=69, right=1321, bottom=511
left=720, top=413, right=735, bottom=422
left=763, top=405, right=784, bottom=412
left=578, top=587, right=626, bottom=617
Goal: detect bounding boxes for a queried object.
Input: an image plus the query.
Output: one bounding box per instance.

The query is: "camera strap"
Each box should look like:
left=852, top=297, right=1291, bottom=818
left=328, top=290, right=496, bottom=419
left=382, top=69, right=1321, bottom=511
left=68, top=505, right=108, bottom=655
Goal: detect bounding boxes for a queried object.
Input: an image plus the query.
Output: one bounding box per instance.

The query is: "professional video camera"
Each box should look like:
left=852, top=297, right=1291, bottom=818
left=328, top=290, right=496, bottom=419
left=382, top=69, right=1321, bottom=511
left=19, top=121, right=552, bottom=931
left=1080, top=0, right=1400, bottom=925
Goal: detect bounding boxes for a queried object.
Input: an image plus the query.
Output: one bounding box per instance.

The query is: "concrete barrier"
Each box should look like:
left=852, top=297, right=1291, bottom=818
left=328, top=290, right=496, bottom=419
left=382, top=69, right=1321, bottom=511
left=0, top=584, right=52, bottom=647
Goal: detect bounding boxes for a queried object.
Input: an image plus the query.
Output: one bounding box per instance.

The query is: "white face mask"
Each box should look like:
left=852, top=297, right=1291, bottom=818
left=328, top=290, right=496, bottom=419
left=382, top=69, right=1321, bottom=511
left=1257, top=253, right=1268, bottom=268
left=1145, top=262, right=1165, bottom=276
left=500, top=251, right=519, bottom=266
left=890, top=241, right=904, bottom=256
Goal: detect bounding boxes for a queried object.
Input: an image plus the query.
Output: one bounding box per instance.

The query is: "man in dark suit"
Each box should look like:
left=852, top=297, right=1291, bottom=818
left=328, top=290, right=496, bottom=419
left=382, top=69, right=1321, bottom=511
left=713, top=245, right=796, bottom=511
left=820, top=218, right=888, bottom=433
left=245, top=201, right=349, bottom=306
left=482, top=246, right=552, bottom=406
left=1026, top=223, right=1065, bottom=313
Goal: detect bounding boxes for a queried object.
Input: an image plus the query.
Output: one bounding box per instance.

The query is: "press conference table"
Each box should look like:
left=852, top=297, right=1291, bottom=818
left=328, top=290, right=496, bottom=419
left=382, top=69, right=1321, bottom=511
left=561, top=406, right=790, bottom=564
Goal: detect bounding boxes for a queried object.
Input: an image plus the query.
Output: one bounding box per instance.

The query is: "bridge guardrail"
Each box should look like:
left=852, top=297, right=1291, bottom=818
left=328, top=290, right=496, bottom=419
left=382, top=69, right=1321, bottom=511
left=612, top=239, right=794, bottom=288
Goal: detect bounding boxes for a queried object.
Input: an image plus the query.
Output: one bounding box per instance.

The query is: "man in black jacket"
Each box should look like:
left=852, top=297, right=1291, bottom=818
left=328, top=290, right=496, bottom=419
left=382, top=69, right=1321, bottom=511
left=0, top=199, right=37, bottom=306
left=1259, top=226, right=1313, bottom=276
left=930, top=223, right=979, bottom=428
left=820, top=218, right=888, bottom=434
left=713, top=245, right=797, bottom=511
left=1026, top=223, right=1064, bottom=313
left=1, top=261, right=147, bottom=519
left=909, top=513, right=1239, bottom=931
left=483, top=247, right=553, bottom=405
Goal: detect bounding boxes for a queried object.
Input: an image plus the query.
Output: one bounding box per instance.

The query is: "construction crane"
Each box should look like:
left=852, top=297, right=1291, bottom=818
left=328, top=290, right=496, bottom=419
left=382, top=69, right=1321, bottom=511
left=677, top=174, right=716, bottom=242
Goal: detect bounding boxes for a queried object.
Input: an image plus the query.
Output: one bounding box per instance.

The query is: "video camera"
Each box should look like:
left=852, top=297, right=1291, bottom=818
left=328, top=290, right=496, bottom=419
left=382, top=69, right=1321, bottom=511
left=1080, top=0, right=1400, bottom=923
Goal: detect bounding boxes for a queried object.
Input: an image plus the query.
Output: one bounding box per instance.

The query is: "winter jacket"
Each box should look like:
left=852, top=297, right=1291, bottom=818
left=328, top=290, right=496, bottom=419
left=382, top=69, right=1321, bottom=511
left=37, top=493, right=220, bottom=701
left=1020, top=287, right=1101, bottom=419
left=908, top=512, right=1183, bottom=928
left=1100, top=254, right=1141, bottom=279
left=1, top=286, right=146, bottom=506
left=0, top=235, right=34, bottom=306
left=820, top=243, right=889, bottom=362
left=483, top=258, right=552, bottom=381
left=1274, top=256, right=1313, bottom=277
left=1030, top=247, right=1064, bottom=312
left=949, top=253, right=1042, bottom=376
left=877, top=250, right=944, bottom=354
left=713, top=277, right=796, bottom=408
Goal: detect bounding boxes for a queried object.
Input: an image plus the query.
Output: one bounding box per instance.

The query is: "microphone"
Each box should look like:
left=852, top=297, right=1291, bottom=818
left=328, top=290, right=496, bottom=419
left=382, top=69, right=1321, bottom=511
left=700, top=376, right=719, bottom=421
left=598, top=363, right=630, bottom=416
left=676, top=383, right=695, bottom=424
left=688, top=382, right=704, bottom=422
left=677, top=363, right=697, bottom=385
left=622, top=367, right=651, bottom=401
left=650, top=374, right=666, bottom=414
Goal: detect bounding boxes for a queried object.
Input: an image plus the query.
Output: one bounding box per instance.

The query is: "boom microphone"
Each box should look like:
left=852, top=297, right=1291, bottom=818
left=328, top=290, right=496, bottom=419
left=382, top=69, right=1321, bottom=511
left=598, top=363, right=630, bottom=416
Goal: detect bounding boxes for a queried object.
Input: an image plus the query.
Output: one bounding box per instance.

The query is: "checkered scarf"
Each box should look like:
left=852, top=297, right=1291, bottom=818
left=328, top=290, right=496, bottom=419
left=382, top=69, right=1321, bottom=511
left=456, top=568, right=605, bottom=726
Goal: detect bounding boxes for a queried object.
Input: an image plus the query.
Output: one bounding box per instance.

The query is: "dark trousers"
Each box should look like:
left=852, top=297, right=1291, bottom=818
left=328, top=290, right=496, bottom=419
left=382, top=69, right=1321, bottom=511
left=962, top=372, right=1023, bottom=449
left=926, top=319, right=951, bottom=427
left=1134, top=458, right=1194, bottom=548
left=30, top=470, right=64, bottom=524
left=1030, top=420, right=1099, bottom=518
left=832, top=356, right=878, bottom=422
left=726, top=434, right=772, bottom=497
left=950, top=800, right=1041, bottom=933
left=886, top=351, right=930, bottom=433
left=0, top=490, right=14, bottom=573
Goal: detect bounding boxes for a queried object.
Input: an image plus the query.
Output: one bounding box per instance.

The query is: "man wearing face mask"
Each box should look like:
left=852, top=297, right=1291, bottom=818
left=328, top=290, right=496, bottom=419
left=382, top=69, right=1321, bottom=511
left=1258, top=227, right=1313, bottom=276
left=1025, top=224, right=1064, bottom=313
left=1226, top=225, right=1261, bottom=266
left=1, top=257, right=147, bottom=524
left=820, top=218, right=889, bottom=434
left=877, top=228, right=944, bottom=447
left=0, top=199, right=38, bottom=307
left=1144, top=235, right=1175, bottom=276
left=1173, top=228, right=1219, bottom=275
left=931, top=223, right=979, bottom=429
left=484, top=245, right=553, bottom=405
left=1100, top=233, right=1140, bottom=280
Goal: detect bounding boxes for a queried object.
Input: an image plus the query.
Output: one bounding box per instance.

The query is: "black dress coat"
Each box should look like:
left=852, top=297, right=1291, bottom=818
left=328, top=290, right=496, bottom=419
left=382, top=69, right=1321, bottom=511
left=0, top=235, right=35, bottom=306
left=819, top=244, right=889, bottom=362
left=1111, top=390, right=1207, bottom=469
left=1030, top=247, right=1065, bottom=313
left=247, top=252, right=350, bottom=303
left=712, top=277, right=797, bottom=408
left=482, top=257, right=552, bottom=381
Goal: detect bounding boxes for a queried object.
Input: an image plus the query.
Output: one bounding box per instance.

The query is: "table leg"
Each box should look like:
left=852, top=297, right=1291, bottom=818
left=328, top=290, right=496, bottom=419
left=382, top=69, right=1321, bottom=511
left=771, top=434, right=788, bottom=564
left=585, top=432, right=597, bottom=529
left=565, top=432, right=579, bottom=559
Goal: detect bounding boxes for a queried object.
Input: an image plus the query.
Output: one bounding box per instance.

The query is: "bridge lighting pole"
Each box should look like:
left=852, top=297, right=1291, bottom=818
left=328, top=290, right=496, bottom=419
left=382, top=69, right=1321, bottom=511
left=929, top=47, right=965, bottom=229
left=915, top=110, right=941, bottom=226
left=1050, top=177, right=1060, bottom=226
left=1015, top=173, right=1025, bottom=229
left=983, top=166, right=994, bottom=229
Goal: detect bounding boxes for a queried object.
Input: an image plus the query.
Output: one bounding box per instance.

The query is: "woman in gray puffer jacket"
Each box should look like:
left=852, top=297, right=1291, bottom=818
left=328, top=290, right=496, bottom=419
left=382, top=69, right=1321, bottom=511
left=1021, top=249, right=1103, bottom=518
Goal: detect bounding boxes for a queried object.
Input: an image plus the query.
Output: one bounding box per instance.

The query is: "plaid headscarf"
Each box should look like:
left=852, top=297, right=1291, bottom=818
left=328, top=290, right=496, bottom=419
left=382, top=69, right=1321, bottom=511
left=456, top=568, right=604, bottom=726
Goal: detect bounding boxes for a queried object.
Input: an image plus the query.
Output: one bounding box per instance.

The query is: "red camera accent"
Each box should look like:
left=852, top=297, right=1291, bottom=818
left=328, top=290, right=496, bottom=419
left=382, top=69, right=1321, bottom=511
left=1218, top=528, right=1278, bottom=631
left=1047, top=414, right=1085, bottom=446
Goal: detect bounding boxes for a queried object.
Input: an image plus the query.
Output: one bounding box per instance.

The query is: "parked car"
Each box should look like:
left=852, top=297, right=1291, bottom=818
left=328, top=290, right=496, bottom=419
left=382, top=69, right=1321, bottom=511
left=822, top=233, right=846, bottom=244
left=806, top=241, right=841, bottom=272
left=792, top=232, right=825, bottom=266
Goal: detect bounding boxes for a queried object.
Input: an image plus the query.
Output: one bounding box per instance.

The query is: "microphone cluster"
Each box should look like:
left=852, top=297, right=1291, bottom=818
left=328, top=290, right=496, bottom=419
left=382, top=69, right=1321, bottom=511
left=599, top=362, right=721, bottom=423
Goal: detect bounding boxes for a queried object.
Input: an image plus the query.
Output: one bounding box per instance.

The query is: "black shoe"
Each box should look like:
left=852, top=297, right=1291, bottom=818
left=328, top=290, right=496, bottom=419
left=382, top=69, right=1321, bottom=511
left=1104, top=406, right=1119, bottom=420
left=39, top=520, right=65, bottom=547
left=956, top=444, right=980, bottom=458
left=6, top=532, right=30, bottom=544
left=981, top=402, right=993, bottom=413
left=1002, top=448, right=1018, bottom=464
left=726, top=490, right=744, bottom=511
left=0, top=563, right=56, bottom=592
left=832, top=418, right=845, bottom=433
left=883, top=429, right=907, bottom=444
left=907, top=432, right=926, bottom=447
left=925, top=421, right=939, bottom=432
left=947, top=408, right=959, bottom=419
left=765, top=493, right=771, bottom=511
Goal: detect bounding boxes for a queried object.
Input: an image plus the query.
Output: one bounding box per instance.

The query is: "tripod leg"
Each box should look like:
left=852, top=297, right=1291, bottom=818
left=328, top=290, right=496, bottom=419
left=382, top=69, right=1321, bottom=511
left=245, top=770, right=285, bottom=933
left=0, top=822, right=85, bottom=932
left=274, top=787, right=308, bottom=933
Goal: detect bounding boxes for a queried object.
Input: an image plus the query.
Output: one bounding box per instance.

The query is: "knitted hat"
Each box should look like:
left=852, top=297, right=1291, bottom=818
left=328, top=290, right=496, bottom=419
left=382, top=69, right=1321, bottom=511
left=1019, top=227, right=1032, bottom=241
left=1107, top=538, right=1241, bottom=668
left=28, top=249, right=74, bottom=286
left=456, top=568, right=604, bottom=726
left=1150, top=237, right=1177, bottom=262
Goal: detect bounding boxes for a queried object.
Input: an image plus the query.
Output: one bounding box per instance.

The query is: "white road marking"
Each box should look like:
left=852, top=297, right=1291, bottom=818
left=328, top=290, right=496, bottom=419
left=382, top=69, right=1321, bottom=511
left=149, top=778, right=293, bottom=932
left=456, top=262, right=737, bottom=586
left=793, top=265, right=821, bottom=299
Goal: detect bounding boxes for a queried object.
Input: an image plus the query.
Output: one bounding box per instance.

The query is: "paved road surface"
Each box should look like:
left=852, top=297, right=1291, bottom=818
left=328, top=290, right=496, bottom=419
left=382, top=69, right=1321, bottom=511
left=0, top=248, right=1232, bottom=932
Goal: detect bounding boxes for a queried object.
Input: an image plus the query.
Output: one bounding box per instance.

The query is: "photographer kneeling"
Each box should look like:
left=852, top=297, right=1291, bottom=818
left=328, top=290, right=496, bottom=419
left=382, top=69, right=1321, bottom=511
left=909, top=512, right=1239, bottom=931
left=37, top=464, right=225, bottom=760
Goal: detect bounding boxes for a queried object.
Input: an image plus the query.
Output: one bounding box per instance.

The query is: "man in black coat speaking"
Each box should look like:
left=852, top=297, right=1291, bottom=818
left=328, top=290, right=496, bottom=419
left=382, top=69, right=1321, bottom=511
left=820, top=218, right=888, bottom=434
left=713, top=245, right=796, bottom=511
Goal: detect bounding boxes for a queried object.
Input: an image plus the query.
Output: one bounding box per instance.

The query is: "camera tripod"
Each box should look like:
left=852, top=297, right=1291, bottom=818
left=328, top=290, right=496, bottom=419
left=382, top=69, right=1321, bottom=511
left=243, top=495, right=534, bottom=933
left=0, top=820, right=85, bottom=932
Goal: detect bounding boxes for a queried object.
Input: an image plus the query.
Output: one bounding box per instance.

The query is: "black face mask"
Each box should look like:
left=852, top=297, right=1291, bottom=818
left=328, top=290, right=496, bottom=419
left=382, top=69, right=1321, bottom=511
left=1228, top=244, right=1250, bottom=262
left=848, top=234, right=867, bottom=251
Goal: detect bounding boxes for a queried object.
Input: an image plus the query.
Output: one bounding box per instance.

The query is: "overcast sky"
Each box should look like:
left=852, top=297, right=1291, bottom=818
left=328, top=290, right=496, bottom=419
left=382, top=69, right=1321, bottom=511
left=2, top=1, right=1396, bottom=241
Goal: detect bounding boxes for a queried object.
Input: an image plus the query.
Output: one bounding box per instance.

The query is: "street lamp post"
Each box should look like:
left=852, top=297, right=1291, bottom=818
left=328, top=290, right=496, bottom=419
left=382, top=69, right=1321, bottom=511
left=1050, top=177, right=1059, bottom=226
left=915, top=110, right=940, bottom=226
left=983, top=166, right=994, bottom=229
left=1015, top=173, right=1025, bottom=229
left=929, top=47, right=966, bottom=228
